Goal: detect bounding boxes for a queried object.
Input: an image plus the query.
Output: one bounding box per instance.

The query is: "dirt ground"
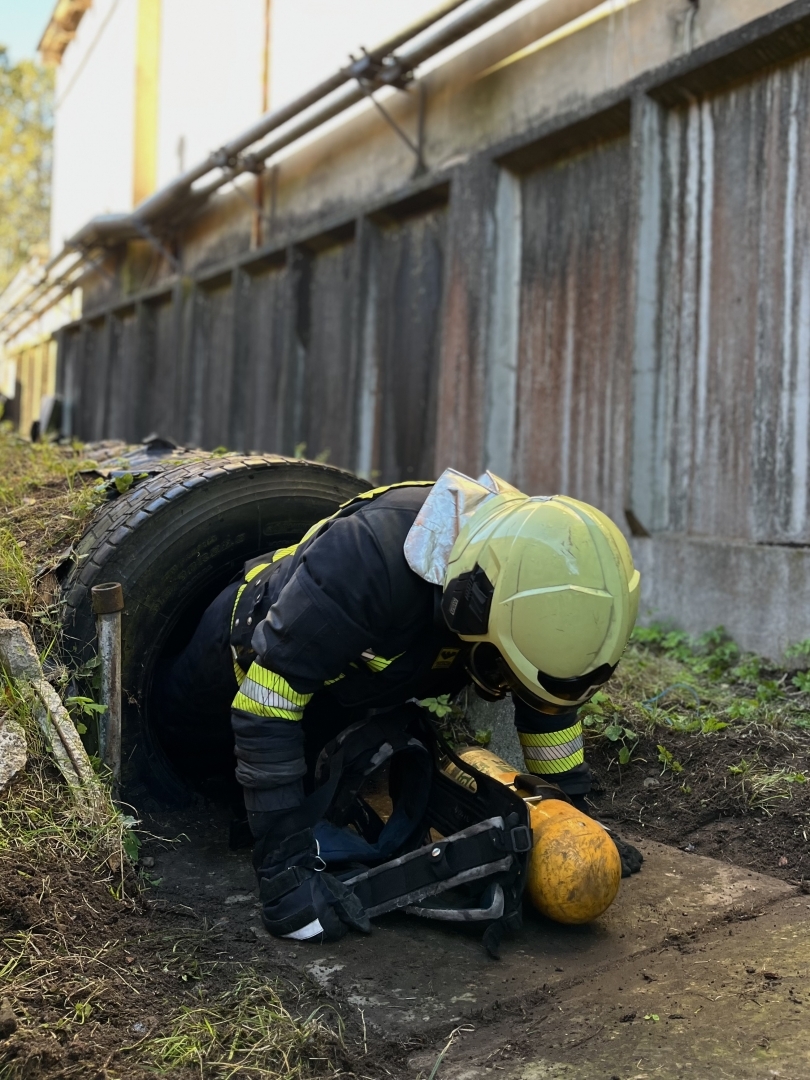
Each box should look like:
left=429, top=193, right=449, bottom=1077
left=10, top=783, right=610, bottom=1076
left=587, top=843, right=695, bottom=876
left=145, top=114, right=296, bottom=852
left=123, top=812, right=807, bottom=1080
left=587, top=724, right=810, bottom=882
left=416, top=885, right=810, bottom=1080
left=3, top=730, right=809, bottom=1080
left=0, top=779, right=400, bottom=1080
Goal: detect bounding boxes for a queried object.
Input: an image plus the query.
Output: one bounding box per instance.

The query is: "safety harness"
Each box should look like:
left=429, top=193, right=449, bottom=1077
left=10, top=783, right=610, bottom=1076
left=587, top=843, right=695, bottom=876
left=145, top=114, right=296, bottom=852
left=230, top=481, right=436, bottom=671
left=253, top=707, right=532, bottom=954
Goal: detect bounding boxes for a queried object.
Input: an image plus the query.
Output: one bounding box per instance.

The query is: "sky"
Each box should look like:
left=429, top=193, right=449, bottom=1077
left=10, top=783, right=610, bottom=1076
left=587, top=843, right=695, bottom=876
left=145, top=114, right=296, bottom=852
left=0, top=0, right=55, bottom=62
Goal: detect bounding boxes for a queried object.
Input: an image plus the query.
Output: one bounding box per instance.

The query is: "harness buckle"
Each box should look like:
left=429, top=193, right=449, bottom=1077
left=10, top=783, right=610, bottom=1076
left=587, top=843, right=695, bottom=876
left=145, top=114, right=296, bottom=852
left=313, top=839, right=326, bottom=872
left=509, top=825, right=532, bottom=853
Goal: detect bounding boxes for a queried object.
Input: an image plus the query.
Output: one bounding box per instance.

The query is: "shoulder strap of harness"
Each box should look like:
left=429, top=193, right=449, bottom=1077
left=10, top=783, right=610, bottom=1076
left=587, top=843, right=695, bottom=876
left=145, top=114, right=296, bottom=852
left=230, top=481, right=435, bottom=659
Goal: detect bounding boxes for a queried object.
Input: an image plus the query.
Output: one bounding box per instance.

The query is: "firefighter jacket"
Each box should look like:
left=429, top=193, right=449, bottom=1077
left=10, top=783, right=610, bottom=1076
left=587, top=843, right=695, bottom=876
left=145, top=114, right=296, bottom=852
left=228, top=483, right=588, bottom=806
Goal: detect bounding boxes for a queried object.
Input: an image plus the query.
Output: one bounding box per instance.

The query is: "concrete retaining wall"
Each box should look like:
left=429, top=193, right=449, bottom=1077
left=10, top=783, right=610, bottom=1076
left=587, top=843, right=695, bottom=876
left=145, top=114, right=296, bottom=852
left=632, top=534, right=810, bottom=659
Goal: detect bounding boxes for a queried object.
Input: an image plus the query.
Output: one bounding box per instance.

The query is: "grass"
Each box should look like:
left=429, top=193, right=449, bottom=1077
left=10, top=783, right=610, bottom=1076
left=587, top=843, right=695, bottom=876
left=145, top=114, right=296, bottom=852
left=0, top=425, right=105, bottom=628
left=0, top=723, right=137, bottom=889
left=2, top=685, right=355, bottom=1078
left=578, top=626, right=810, bottom=867
left=147, top=971, right=349, bottom=1079
left=582, top=623, right=810, bottom=753
left=723, top=758, right=807, bottom=814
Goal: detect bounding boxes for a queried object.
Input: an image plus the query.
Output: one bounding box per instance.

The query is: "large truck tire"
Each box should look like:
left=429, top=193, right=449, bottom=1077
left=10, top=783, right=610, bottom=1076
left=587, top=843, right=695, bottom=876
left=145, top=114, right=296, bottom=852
left=61, top=454, right=370, bottom=803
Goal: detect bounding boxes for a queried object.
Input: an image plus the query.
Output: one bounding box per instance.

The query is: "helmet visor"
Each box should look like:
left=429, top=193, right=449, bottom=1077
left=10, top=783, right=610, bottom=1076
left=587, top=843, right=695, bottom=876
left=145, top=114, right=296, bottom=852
left=503, top=661, right=616, bottom=714
left=536, top=663, right=617, bottom=703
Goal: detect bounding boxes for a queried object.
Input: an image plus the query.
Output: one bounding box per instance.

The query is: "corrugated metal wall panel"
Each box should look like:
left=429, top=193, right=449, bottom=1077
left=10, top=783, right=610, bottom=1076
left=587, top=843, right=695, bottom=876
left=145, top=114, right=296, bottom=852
left=87, top=318, right=111, bottom=442
left=12, top=340, right=56, bottom=437
left=371, top=206, right=447, bottom=483
left=240, top=263, right=289, bottom=454
left=126, top=295, right=177, bottom=444
left=294, top=240, right=358, bottom=466
left=434, top=163, right=498, bottom=481
left=649, top=57, right=810, bottom=543
left=513, top=135, right=633, bottom=528
left=75, top=322, right=104, bottom=442
left=189, top=280, right=235, bottom=451
left=107, top=309, right=139, bottom=442
left=147, top=295, right=180, bottom=443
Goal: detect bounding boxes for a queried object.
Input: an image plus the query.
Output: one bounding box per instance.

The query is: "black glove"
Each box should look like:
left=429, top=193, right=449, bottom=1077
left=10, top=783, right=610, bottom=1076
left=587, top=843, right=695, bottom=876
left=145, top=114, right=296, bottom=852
left=612, top=835, right=643, bottom=877
left=256, top=828, right=371, bottom=941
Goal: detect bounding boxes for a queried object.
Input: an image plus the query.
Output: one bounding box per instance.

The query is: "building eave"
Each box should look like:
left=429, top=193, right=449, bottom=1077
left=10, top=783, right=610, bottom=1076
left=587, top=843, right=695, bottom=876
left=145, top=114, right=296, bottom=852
left=38, top=0, right=93, bottom=66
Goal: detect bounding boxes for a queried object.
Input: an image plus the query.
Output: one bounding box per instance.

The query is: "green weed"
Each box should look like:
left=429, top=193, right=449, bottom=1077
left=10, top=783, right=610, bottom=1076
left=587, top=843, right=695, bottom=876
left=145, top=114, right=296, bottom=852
left=592, top=623, right=810, bottom=754
left=112, top=470, right=147, bottom=494
left=657, top=744, right=683, bottom=774
left=786, top=638, right=810, bottom=662
left=726, top=758, right=807, bottom=812
left=419, top=693, right=454, bottom=719
left=602, top=723, right=638, bottom=766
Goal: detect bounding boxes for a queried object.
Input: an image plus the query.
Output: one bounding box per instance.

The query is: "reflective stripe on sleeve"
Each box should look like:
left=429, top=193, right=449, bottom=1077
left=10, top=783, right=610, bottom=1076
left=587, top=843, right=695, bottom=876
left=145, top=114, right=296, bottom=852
left=232, top=662, right=313, bottom=720
left=518, top=722, right=584, bottom=775
left=360, top=649, right=404, bottom=673
left=233, top=654, right=247, bottom=686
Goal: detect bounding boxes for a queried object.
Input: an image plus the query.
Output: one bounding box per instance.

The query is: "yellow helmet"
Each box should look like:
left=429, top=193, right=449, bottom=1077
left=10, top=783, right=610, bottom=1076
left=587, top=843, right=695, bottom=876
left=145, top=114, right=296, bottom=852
left=441, top=492, right=640, bottom=711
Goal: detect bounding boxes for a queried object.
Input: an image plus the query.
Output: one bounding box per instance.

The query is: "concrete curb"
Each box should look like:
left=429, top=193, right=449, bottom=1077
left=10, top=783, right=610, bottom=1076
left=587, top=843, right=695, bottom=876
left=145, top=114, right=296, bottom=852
left=0, top=618, right=106, bottom=817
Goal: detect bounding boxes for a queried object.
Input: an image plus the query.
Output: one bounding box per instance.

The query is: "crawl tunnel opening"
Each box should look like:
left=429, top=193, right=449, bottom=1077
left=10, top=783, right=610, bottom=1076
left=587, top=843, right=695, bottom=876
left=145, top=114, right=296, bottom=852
left=139, top=541, right=297, bottom=807
left=60, top=456, right=371, bottom=810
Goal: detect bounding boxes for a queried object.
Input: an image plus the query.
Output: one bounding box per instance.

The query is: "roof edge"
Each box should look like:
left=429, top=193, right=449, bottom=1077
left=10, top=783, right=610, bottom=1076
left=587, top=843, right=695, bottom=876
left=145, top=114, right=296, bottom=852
left=38, top=0, right=93, bottom=66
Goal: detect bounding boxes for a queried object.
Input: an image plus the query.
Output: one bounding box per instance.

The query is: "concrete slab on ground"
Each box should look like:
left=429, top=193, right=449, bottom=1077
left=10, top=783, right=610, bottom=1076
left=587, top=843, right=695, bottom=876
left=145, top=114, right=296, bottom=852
left=432, top=893, right=810, bottom=1080
left=147, top=816, right=802, bottom=1076
left=277, top=838, right=793, bottom=1035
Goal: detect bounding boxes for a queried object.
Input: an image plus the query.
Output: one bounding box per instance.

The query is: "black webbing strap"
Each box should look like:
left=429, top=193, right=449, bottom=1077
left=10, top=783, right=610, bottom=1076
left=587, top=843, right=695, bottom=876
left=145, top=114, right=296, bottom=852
left=253, top=748, right=346, bottom=868
left=343, top=816, right=531, bottom=919
left=259, top=863, right=316, bottom=904
left=514, top=773, right=572, bottom=804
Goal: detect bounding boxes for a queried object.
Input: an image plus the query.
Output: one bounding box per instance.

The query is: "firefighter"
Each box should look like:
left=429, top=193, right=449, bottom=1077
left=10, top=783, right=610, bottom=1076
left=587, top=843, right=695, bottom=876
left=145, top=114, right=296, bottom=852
left=158, top=468, right=642, bottom=940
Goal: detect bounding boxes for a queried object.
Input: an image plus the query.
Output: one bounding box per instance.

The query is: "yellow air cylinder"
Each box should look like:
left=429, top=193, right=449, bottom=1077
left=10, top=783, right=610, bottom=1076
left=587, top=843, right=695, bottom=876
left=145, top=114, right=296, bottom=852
left=453, top=745, right=519, bottom=786
left=451, top=747, right=621, bottom=925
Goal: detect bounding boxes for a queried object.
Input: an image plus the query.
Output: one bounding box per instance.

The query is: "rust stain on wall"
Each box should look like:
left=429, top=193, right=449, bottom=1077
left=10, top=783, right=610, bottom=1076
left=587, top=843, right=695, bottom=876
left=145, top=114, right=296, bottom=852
left=651, top=58, right=810, bottom=543
left=513, top=135, right=633, bottom=528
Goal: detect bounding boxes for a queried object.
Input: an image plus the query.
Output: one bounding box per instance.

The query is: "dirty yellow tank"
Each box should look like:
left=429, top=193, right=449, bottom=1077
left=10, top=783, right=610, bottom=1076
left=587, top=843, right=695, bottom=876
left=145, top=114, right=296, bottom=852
left=449, top=747, right=621, bottom=925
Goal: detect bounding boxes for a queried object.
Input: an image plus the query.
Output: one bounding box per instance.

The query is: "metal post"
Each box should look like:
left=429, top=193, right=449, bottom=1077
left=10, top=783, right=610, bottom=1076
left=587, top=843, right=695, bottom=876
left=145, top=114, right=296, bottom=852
left=91, top=582, right=124, bottom=791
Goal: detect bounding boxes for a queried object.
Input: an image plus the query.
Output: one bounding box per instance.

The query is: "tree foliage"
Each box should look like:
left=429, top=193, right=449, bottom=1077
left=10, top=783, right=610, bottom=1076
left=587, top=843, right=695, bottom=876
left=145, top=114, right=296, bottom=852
left=0, top=48, right=54, bottom=293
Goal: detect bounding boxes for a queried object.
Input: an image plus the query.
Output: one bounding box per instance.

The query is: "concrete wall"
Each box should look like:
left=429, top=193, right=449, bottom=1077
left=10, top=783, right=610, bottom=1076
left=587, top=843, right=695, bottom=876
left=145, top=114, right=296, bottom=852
left=56, top=0, right=810, bottom=659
